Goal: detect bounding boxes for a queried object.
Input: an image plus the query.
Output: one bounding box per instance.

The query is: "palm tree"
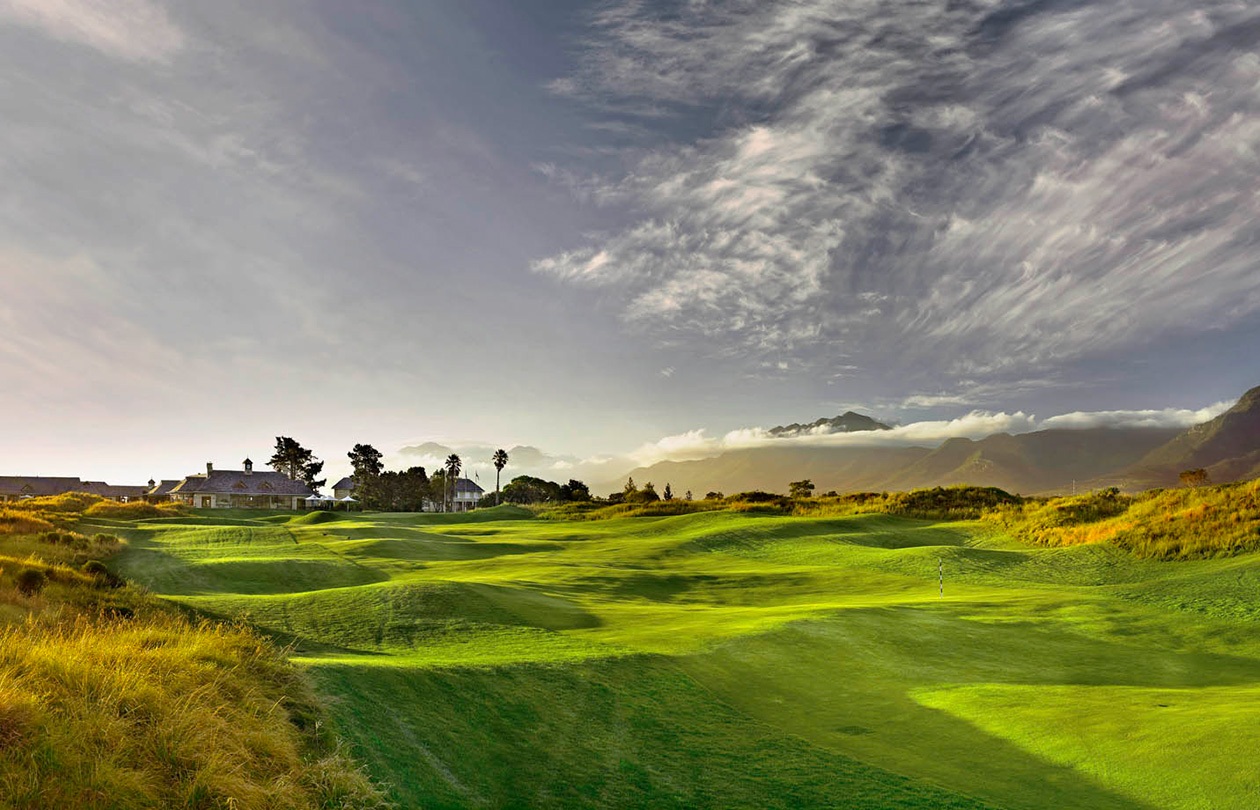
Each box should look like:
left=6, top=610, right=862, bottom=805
left=492, top=449, right=508, bottom=506
left=444, top=454, right=462, bottom=512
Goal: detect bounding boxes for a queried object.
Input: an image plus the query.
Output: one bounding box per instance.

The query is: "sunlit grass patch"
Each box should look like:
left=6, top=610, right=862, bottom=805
left=0, top=612, right=391, bottom=809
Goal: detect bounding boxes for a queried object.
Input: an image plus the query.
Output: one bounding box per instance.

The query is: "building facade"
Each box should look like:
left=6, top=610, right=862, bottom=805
left=167, top=460, right=314, bottom=509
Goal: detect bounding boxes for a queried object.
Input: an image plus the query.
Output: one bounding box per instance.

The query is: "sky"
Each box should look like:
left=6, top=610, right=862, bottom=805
left=2, top=0, right=1259, bottom=489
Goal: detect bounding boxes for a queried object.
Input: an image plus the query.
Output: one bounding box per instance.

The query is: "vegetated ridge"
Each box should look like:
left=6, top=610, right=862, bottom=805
left=1111, top=385, right=1260, bottom=489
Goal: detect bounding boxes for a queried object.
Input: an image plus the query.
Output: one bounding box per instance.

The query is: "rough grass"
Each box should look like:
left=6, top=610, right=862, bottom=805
left=0, top=511, right=55, bottom=536
left=0, top=515, right=393, bottom=810
left=992, top=480, right=1260, bottom=559
left=110, top=501, right=1260, bottom=809
left=83, top=500, right=189, bottom=520
left=0, top=613, right=391, bottom=810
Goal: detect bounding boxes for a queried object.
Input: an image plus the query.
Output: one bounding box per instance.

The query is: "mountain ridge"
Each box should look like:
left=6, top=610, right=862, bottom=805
left=598, top=389, right=1260, bottom=496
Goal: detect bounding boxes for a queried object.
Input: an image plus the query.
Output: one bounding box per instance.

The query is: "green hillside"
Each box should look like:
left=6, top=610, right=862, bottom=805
left=607, top=426, right=1183, bottom=498
left=1123, top=386, right=1260, bottom=488
left=100, top=500, right=1260, bottom=809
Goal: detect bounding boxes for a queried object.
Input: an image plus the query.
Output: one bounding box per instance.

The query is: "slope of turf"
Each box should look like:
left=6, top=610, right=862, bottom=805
left=110, top=508, right=1260, bottom=809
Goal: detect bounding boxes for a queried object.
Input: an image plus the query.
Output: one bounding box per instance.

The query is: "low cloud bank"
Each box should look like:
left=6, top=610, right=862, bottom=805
left=1040, top=403, right=1231, bottom=430
left=627, top=403, right=1232, bottom=469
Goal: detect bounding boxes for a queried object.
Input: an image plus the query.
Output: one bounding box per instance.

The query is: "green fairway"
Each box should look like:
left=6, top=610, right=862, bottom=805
left=107, top=507, right=1260, bottom=809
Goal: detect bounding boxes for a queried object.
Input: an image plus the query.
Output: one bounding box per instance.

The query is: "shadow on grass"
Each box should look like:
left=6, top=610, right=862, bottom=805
left=682, top=605, right=1260, bottom=810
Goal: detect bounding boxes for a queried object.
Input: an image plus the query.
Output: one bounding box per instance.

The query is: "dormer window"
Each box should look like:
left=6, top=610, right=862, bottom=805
left=233, top=481, right=247, bottom=490
left=259, top=481, right=273, bottom=492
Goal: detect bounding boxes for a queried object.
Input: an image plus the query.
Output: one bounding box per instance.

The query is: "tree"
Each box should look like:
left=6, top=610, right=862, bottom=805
left=502, top=475, right=562, bottom=504
left=789, top=479, right=816, bottom=499
left=269, top=437, right=325, bottom=491
left=492, top=449, right=509, bottom=505
left=1179, top=468, right=1210, bottom=488
left=705, top=491, right=724, bottom=501
left=348, top=444, right=384, bottom=480
left=684, top=490, right=693, bottom=501
left=559, top=479, right=591, bottom=501
left=663, top=483, right=674, bottom=501
left=428, top=470, right=447, bottom=511
left=358, top=465, right=428, bottom=511
left=635, top=482, right=660, bottom=503
left=444, top=454, right=462, bottom=512
left=350, top=443, right=383, bottom=506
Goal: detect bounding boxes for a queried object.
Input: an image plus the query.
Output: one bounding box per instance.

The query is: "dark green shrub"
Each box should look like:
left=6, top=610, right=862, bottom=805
left=16, top=568, right=47, bottom=597
left=83, top=560, right=124, bottom=588
left=729, top=491, right=782, bottom=503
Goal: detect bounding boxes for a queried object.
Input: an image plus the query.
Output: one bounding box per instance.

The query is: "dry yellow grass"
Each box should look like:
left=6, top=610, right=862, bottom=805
left=0, top=613, right=390, bottom=810
left=990, top=480, right=1260, bottom=559
left=83, top=500, right=188, bottom=520
left=0, top=507, right=393, bottom=809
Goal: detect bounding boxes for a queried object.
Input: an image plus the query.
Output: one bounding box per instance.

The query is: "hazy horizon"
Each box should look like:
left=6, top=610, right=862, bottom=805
left=4, top=1, right=1259, bottom=488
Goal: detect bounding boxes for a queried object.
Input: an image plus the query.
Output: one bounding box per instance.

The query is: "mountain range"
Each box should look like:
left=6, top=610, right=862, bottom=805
left=602, top=385, right=1260, bottom=497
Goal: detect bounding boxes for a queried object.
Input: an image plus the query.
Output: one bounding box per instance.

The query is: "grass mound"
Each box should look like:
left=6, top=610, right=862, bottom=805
left=0, top=614, right=391, bottom=809
left=994, top=480, right=1260, bottom=559
left=292, top=510, right=349, bottom=525
left=83, top=500, right=188, bottom=520
left=0, top=504, right=394, bottom=809
left=0, top=510, right=55, bottom=536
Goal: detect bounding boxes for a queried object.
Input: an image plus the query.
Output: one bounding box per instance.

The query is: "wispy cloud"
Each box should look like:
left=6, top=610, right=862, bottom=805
left=536, top=0, right=1260, bottom=379
left=0, top=0, right=185, bottom=62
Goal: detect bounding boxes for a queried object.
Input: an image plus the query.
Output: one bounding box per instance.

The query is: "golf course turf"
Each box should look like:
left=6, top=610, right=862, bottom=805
left=100, top=506, right=1260, bottom=809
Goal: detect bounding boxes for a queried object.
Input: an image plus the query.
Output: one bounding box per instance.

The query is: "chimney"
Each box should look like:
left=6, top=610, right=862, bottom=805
left=243, top=458, right=254, bottom=475
left=206, top=463, right=214, bottom=476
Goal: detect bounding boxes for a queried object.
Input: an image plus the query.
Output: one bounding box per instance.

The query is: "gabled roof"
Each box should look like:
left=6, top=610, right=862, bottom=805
left=454, top=477, right=484, bottom=495
left=80, top=481, right=150, bottom=498
left=148, top=480, right=181, bottom=496
left=170, top=470, right=314, bottom=497
left=332, top=476, right=355, bottom=491
left=0, top=476, right=84, bottom=497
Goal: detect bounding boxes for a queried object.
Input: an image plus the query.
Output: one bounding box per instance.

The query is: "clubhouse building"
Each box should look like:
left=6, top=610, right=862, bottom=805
left=164, top=460, right=314, bottom=510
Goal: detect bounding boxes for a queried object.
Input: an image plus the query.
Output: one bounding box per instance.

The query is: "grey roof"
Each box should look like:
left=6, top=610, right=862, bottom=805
left=148, top=479, right=181, bottom=496
left=0, top=476, right=85, bottom=497
left=170, top=469, right=314, bottom=497
left=332, top=476, right=355, bottom=491
left=82, top=482, right=151, bottom=498
left=454, top=477, right=484, bottom=495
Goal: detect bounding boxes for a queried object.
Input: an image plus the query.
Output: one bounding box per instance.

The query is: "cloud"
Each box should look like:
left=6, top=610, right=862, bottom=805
left=628, top=411, right=1041, bottom=468
left=537, top=0, right=1260, bottom=379
left=1041, top=403, right=1233, bottom=430
left=622, top=399, right=1233, bottom=469
left=0, top=0, right=185, bottom=62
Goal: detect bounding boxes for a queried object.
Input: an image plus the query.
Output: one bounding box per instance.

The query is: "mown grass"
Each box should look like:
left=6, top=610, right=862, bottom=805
left=108, top=495, right=1260, bottom=809
left=0, top=517, right=392, bottom=810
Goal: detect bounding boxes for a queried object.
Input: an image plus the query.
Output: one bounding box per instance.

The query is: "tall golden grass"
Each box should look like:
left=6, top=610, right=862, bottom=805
left=0, top=614, right=391, bottom=809
left=0, top=502, right=394, bottom=809
left=83, top=500, right=188, bottom=519
left=990, top=480, right=1260, bottom=559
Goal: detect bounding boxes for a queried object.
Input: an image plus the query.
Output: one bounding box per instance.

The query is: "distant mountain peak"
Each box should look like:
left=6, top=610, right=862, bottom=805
left=768, top=411, right=892, bottom=438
